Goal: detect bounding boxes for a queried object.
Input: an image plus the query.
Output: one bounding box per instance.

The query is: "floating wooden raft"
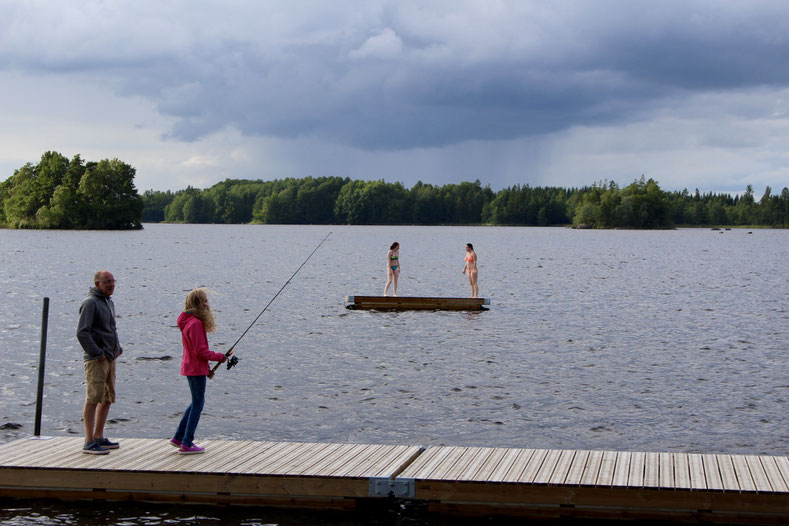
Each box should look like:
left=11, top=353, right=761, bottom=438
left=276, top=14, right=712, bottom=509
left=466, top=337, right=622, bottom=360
left=1, top=437, right=788, bottom=523
left=345, top=295, right=490, bottom=311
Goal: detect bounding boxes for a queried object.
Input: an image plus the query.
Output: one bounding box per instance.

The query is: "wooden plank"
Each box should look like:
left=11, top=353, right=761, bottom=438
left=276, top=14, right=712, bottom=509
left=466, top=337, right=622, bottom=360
left=239, top=441, right=309, bottom=474
left=717, top=454, right=740, bottom=491
left=186, top=440, right=265, bottom=473
left=7, top=437, right=91, bottom=467
left=731, top=455, right=757, bottom=492
left=628, top=451, right=645, bottom=488
left=430, top=447, right=471, bottom=480
left=579, top=450, right=604, bottom=486
left=0, top=439, right=37, bottom=464
left=399, top=446, right=453, bottom=479
left=469, top=447, right=509, bottom=481
left=493, top=448, right=536, bottom=483
left=596, top=450, right=618, bottom=486
left=564, top=450, right=589, bottom=486
left=314, top=443, right=370, bottom=476
left=547, top=449, right=577, bottom=485
left=484, top=448, right=524, bottom=482
left=673, top=453, right=692, bottom=489
left=231, top=441, right=294, bottom=473
left=156, top=440, right=232, bottom=472
left=688, top=453, right=707, bottom=490
left=455, top=447, right=497, bottom=481
left=643, top=452, right=660, bottom=488
left=759, top=456, right=788, bottom=493
left=117, top=439, right=192, bottom=471
left=275, top=442, right=345, bottom=476
left=517, top=449, right=549, bottom=484
left=611, top=451, right=631, bottom=487
left=293, top=442, right=357, bottom=476
left=270, top=442, right=337, bottom=474
left=197, top=441, right=281, bottom=474
left=772, top=456, right=789, bottom=491
left=702, top=454, right=724, bottom=491
left=0, top=437, right=81, bottom=466
left=658, top=452, right=674, bottom=488
left=443, top=447, right=486, bottom=481
left=745, top=455, right=773, bottom=492
left=0, top=437, right=70, bottom=465
left=369, top=445, right=422, bottom=478
left=532, top=449, right=562, bottom=484
left=269, top=442, right=335, bottom=475
left=331, top=445, right=396, bottom=477
left=325, top=443, right=417, bottom=479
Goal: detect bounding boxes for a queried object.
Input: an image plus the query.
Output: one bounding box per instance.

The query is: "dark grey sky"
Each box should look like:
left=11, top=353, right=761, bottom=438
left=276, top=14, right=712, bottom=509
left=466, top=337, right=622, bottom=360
left=1, top=1, right=788, bottom=194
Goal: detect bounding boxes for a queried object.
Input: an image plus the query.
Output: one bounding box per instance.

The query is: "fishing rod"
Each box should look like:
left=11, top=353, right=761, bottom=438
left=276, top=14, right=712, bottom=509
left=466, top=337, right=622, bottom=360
left=209, top=231, right=333, bottom=378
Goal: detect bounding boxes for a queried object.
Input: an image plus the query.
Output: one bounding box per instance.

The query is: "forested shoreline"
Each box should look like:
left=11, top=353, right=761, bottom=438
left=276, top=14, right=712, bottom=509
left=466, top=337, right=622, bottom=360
left=145, top=175, right=789, bottom=228
left=2, top=151, right=787, bottom=229
left=0, top=151, right=143, bottom=229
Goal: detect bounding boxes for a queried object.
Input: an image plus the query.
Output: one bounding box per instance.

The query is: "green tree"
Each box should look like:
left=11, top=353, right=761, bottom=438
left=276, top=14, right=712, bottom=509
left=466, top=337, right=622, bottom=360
left=77, top=159, right=143, bottom=229
left=3, top=163, right=39, bottom=227
left=334, top=180, right=409, bottom=224
left=142, top=190, right=175, bottom=222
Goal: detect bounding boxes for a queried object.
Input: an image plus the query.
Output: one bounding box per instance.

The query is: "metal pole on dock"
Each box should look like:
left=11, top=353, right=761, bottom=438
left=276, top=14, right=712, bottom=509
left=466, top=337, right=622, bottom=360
left=34, top=297, right=49, bottom=437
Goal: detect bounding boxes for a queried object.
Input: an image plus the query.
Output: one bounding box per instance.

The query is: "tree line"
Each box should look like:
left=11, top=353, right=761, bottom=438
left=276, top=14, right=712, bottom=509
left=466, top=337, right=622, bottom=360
left=0, top=151, right=143, bottom=229
left=3, top=151, right=787, bottom=229
left=146, top=175, right=789, bottom=228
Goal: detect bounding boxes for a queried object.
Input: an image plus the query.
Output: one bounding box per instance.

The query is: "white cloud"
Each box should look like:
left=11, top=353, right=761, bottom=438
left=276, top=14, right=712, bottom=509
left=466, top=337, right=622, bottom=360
left=349, top=28, right=403, bottom=60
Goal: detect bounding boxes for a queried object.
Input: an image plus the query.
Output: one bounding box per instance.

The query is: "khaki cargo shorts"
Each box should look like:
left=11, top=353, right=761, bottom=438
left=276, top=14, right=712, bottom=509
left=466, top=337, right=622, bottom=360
left=84, top=357, right=116, bottom=404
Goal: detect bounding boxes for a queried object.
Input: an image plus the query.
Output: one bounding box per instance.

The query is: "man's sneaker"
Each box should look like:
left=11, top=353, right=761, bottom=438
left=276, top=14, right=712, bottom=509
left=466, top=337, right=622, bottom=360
left=82, top=441, right=109, bottom=455
left=178, top=444, right=205, bottom=455
left=169, top=438, right=182, bottom=448
left=95, top=437, right=119, bottom=449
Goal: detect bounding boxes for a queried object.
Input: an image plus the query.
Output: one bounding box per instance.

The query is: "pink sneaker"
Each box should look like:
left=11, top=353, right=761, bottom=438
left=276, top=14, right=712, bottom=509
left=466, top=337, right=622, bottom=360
left=169, top=438, right=182, bottom=448
left=178, top=443, right=205, bottom=455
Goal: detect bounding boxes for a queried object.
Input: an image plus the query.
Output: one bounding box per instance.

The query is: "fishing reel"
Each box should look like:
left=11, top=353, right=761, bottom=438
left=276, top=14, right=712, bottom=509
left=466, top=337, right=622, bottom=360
left=226, top=354, right=239, bottom=370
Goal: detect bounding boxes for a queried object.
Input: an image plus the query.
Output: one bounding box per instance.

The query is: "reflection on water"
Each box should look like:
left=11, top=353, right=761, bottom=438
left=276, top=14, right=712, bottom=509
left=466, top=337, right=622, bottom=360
left=1, top=225, right=787, bottom=524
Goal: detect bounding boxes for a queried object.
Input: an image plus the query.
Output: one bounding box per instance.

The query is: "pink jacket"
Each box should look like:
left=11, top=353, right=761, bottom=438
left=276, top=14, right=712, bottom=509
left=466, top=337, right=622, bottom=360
left=177, top=311, right=226, bottom=376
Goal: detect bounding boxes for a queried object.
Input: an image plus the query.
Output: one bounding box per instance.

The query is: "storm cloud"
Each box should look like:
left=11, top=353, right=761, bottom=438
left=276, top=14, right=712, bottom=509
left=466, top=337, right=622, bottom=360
left=2, top=1, right=789, bottom=192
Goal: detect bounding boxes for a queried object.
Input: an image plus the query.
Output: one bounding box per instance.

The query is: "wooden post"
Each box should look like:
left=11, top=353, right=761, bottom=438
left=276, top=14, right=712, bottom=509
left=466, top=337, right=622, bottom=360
left=34, top=297, right=49, bottom=436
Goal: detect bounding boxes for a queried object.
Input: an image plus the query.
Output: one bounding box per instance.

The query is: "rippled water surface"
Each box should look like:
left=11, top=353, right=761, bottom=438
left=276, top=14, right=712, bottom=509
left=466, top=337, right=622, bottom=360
left=1, top=224, right=787, bottom=524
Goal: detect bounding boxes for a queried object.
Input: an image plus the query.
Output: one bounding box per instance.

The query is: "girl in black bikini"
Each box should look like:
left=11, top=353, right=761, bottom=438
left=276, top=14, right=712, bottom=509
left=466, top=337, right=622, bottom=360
left=384, top=242, right=400, bottom=296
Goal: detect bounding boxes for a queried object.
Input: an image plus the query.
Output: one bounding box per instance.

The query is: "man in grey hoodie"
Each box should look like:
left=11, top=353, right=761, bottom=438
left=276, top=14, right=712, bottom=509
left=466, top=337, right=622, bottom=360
left=77, top=270, right=123, bottom=454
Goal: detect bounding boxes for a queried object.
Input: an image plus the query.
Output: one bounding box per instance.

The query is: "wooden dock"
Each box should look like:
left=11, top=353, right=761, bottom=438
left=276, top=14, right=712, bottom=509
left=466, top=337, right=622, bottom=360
left=1, top=437, right=788, bottom=523
left=345, top=295, right=490, bottom=311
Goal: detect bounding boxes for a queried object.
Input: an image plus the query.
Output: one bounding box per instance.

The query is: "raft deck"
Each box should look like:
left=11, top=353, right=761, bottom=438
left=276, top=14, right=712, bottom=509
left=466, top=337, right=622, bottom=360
left=345, top=295, right=490, bottom=311
left=1, top=437, right=788, bottom=523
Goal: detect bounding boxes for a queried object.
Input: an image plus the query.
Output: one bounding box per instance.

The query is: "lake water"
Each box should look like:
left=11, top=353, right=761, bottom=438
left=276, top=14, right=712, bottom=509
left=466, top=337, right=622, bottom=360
left=1, top=224, right=787, bottom=524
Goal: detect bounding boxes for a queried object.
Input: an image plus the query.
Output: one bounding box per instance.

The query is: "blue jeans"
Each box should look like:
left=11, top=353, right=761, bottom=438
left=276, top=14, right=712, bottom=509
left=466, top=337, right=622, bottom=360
left=174, top=375, right=206, bottom=447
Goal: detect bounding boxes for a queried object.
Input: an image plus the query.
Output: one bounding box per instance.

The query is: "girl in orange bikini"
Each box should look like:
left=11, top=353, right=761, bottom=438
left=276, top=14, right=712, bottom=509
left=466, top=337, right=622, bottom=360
left=384, top=242, right=400, bottom=296
left=462, top=243, right=478, bottom=298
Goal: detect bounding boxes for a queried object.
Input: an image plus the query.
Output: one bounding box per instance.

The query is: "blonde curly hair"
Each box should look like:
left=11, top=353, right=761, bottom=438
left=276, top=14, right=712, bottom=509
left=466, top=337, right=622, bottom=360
left=184, top=287, right=216, bottom=333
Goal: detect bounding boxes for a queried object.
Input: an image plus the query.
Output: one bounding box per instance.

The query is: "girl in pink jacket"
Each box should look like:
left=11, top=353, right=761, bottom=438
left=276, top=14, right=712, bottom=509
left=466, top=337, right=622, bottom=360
left=170, top=288, right=230, bottom=454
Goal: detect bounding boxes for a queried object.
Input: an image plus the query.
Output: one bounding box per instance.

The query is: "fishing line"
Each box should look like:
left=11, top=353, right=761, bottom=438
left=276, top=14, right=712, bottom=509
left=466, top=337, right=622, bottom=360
left=210, top=231, right=333, bottom=378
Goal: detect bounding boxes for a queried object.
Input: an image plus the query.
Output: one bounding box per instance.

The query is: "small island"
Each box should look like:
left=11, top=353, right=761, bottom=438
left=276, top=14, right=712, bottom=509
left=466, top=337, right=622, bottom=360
left=0, top=151, right=143, bottom=230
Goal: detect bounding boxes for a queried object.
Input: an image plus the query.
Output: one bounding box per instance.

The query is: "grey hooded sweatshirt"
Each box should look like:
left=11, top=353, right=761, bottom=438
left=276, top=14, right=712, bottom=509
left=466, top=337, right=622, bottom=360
left=77, top=287, right=123, bottom=362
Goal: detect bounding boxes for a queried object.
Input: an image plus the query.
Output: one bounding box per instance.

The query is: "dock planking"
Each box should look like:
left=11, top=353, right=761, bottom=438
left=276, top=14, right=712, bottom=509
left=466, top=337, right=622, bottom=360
left=345, top=295, right=490, bottom=311
left=1, top=437, right=788, bottom=523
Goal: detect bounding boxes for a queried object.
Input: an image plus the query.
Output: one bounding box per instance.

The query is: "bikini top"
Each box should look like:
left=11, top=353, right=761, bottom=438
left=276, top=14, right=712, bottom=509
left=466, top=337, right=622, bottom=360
left=390, top=255, right=399, bottom=260
left=465, top=254, right=474, bottom=262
